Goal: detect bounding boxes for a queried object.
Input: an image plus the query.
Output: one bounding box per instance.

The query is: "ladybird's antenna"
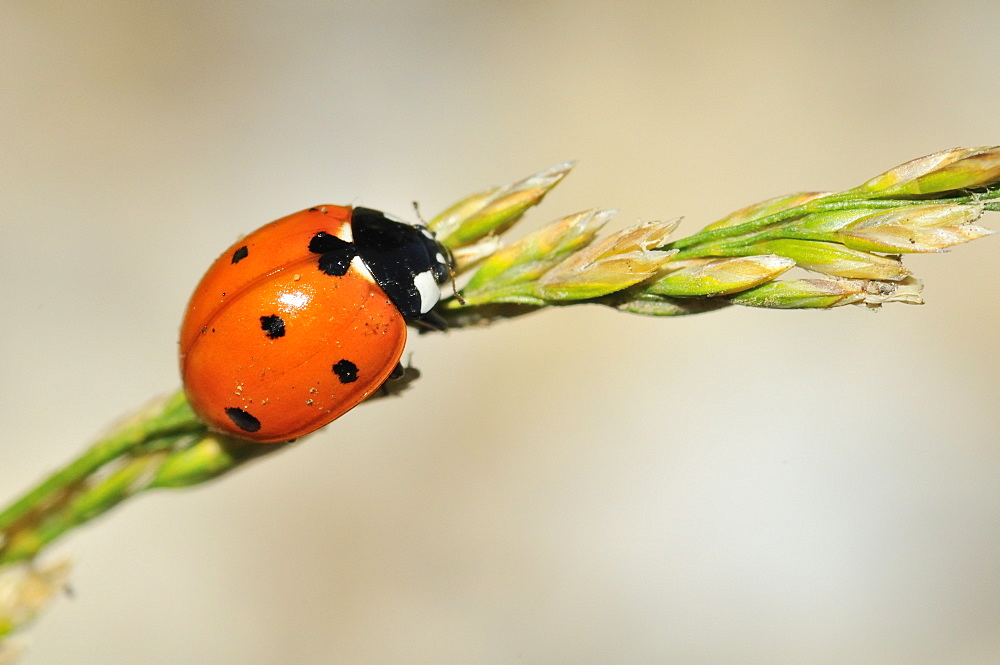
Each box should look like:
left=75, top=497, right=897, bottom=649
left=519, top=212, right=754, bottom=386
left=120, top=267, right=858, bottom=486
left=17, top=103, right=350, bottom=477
left=412, top=201, right=427, bottom=226
left=438, top=243, right=466, bottom=306
left=412, top=199, right=463, bottom=304
left=450, top=267, right=465, bottom=305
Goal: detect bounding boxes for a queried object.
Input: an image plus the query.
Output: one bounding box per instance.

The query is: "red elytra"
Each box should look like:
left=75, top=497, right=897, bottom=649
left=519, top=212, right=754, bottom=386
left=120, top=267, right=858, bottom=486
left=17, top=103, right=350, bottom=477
left=180, top=205, right=414, bottom=443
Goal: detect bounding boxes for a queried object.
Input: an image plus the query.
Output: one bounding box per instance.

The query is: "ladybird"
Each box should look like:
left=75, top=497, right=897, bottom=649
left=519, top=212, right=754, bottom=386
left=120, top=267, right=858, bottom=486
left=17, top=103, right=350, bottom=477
left=179, top=205, right=449, bottom=443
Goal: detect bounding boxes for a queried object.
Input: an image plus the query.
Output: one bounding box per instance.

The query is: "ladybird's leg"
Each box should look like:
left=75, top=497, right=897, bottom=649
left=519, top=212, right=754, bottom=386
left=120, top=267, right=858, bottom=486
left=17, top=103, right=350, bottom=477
left=411, top=310, right=448, bottom=332
left=376, top=362, right=422, bottom=398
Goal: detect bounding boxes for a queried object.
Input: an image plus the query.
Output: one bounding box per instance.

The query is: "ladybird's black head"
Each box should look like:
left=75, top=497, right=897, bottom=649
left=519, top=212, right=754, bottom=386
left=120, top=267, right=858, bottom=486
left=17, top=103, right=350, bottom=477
left=350, top=207, right=450, bottom=323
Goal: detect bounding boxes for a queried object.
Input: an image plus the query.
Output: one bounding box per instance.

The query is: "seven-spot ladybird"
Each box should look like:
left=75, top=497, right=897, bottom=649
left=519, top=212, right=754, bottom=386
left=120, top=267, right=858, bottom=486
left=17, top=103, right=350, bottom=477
left=179, top=205, right=450, bottom=443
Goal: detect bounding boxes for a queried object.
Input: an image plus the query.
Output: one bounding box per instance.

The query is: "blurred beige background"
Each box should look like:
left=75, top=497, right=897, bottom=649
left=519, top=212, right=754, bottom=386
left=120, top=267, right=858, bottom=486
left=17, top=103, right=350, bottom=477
left=2, top=1, right=998, bottom=663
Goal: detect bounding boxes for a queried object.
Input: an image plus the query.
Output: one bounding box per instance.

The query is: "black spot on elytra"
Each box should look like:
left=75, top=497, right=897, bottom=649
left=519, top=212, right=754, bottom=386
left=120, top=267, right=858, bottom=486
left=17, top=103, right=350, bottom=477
left=332, top=359, right=359, bottom=383
left=231, top=246, right=249, bottom=264
left=309, top=231, right=356, bottom=276
left=225, top=407, right=261, bottom=433
left=260, top=315, right=286, bottom=339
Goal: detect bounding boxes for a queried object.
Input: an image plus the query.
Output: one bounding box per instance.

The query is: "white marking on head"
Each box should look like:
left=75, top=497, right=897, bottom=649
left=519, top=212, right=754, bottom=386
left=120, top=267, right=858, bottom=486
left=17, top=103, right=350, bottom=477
left=413, top=270, right=440, bottom=313
left=336, top=221, right=353, bottom=243
left=435, top=252, right=446, bottom=265
left=382, top=211, right=408, bottom=225
left=350, top=256, right=376, bottom=283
